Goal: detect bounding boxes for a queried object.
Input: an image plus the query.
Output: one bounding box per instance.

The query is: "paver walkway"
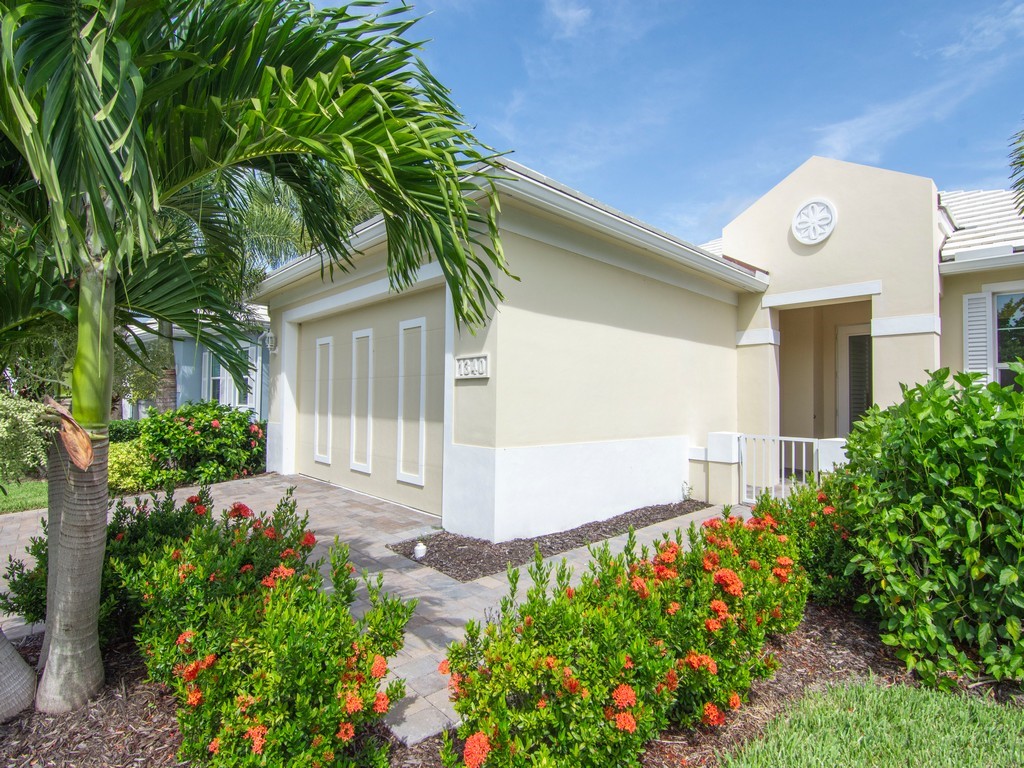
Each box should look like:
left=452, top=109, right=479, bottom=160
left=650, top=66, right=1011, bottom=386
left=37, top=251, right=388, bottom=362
left=0, top=474, right=725, bottom=744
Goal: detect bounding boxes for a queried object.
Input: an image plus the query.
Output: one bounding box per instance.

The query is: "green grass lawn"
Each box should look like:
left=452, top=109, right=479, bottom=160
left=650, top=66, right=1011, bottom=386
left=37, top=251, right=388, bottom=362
left=721, top=678, right=1024, bottom=768
left=0, top=479, right=47, bottom=514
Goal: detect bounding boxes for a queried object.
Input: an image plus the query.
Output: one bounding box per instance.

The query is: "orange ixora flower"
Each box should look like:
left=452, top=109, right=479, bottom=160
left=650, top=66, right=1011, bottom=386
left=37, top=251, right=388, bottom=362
left=710, top=599, right=730, bottom=619
left=713, top=568, right=743, bottom=597
left=702, top=552, right=721, bottom=572
left=776, top=556, right=794, bottom=568
left=438, top=659, right=451, bottom=675
left=261, top=564, right=296, bottom=589
left=176, top=631, right=196, bottom=646
left=463, top=731, right=491, bottom=768
left=371, top=654, right=388, bottom=679
left=728, top=691, right=742, bottom=710
left=772, top=567, right=790, bottom=584
left=702, top=702, right=726, bottom=726
left=705, top=618, right=723, bottom=633
left=630, top=575, right=650, bottom=599
left=245, top=724, right=268, bottom=755
left=186, top=686, right=203, bottom=707
left=611, top=683, right=637, bottom=709
left=336, top=722, right=355, bottom=742
left=207, top=738, right=220, bottom=754
left=228, top=502, right=253, bottom=519
left=373, top=692, right=390, bottom=714
left=344, top=691, right=363, bottom=714
left=683, top=652, right=718, bottom=675
left=615, top=712, right=637, bottom=733
left=666, top=601, right=681, bottom=616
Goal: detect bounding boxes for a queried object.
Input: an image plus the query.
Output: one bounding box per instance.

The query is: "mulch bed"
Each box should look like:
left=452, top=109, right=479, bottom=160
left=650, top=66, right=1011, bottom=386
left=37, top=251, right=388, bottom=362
left=388, top=499, right=710, bottom=582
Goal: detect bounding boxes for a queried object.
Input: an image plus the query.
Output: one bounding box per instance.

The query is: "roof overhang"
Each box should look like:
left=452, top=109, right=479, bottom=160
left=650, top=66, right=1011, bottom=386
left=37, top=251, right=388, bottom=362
left=255, top=161, right=770, bottom=301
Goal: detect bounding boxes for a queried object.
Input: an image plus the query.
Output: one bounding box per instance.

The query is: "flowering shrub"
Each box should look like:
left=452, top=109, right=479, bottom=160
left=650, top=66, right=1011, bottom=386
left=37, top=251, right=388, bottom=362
left=1, top=487, right=212, bottom=642
left=753, top=476, right=858, bottom=605
left=119, top=493, right=415, bottom=766
left=440, top=512, right=808, bottom=767
left=140, top=401, right=266, bottom=487
left=839, top=368, right=1024, bottom=687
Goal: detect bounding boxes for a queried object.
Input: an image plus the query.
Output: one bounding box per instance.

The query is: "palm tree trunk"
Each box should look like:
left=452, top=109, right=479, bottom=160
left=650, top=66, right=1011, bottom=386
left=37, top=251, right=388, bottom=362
left=37, top=438, right=69, bottom=672
left=0, top=629, right=35, bottom=723
left=34, top=262, right=114, bottom=712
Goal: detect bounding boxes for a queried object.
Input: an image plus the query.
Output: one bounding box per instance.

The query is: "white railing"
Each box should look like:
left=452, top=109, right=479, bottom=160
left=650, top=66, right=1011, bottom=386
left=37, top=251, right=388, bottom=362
left=740, top=435, right=819, bottom=505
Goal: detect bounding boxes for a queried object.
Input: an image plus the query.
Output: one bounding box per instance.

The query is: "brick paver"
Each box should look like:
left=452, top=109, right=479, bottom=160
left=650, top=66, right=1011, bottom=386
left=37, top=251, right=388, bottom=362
left=0, top=474, right=724, bottom=744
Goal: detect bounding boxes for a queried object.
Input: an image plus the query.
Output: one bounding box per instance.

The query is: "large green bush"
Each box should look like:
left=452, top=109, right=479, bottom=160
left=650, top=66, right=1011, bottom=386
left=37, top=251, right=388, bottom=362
left=119, top=495, right=415, bottom=767
left=140, top=401, right=266, bottom=487
left=841, top=368, right=1024, bottom=686
left=440, top=512, right=808, bottom=768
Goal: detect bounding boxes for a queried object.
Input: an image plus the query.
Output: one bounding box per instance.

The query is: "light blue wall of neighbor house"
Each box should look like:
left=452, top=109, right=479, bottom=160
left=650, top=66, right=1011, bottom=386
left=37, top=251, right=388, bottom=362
left=173, top=334, right=270, bottom=421
left=175, top=338, right=204, bottom=406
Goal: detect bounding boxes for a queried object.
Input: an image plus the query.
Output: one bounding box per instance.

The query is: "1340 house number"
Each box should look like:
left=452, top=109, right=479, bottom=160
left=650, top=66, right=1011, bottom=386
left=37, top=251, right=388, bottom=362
left=455, top=355, right=489, bottom=379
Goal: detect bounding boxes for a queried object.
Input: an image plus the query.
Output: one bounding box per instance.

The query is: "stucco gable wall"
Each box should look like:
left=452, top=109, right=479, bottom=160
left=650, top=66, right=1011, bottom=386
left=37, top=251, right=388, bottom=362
left=724, top=156, right=940, bottom=318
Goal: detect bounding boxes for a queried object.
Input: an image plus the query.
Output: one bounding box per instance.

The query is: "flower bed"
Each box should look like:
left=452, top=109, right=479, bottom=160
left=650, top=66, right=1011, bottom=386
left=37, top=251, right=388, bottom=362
left=439, top=511, right=809, bottom=768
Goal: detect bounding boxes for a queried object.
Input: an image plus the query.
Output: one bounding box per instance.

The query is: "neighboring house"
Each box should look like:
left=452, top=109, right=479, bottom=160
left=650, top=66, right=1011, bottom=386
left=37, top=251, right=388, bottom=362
left=255, top=157, right=1024, bottom=542
left=123, top=311, right=271, bottom=421
left=174, top=310, right=271, bottom=421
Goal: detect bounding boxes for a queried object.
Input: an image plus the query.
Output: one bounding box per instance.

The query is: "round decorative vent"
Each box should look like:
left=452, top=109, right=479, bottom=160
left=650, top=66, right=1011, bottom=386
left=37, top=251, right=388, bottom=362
left=792, top=198, right=837, bottom=245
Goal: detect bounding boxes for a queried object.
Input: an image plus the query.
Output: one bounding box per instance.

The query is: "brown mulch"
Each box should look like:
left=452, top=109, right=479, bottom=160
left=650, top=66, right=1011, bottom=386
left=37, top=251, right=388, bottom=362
left=388, top=499, right=710, bottom=582
left=0, top=635, right=187, bottom=768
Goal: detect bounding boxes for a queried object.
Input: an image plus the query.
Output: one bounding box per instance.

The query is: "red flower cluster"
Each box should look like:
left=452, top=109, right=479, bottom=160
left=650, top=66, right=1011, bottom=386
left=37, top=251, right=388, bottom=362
left=374, top=692, right=390, bottom=714
left=245, top=724, right=268, bottom=754
left=702, top=518, right=722, bottom=530
left=713, top=568, right=743, bottom=597
left=279, top=548, right=297, bottom=559
left=239, top=563, right=254, bottom=573
left=611, top=683, right=636, bottom=709
left=666, top=601, right=680, bottom=616
left=176, top=630, right=195, bottom=646
left=710, top=599, right=730, bottom=619
left=463, top=732, right=491, bottom=768
left=728, top=691, right=742, bottom=710
left=343, top=691, right=363, bottom=713
left=656, top=541, right=679, bottom=564
left=261, top=564, right=295, bottom=589
left=178, top=563, right=196, bottom=582
left=207, top=738, right=220, bottom=754
left=186, top=495, right=201, bottom=505
left=186, top=686, right=203, bottom=707
left=336, top=722, right=355, bottom=742
left=438, top=659, right=451, bottom=675
left=615, top=711, right=637, bottom=733
left=702, top=552, right=721, bottom=572
left=702, top=702, right=726, bottom=726
left=682, top=652, right=718, bottom=675
left=629, top=575, right=650, bottom=599
left=301, top=531, right=317, bottom=548
left=228, top=502, right=253, bottom=519
left=371, top=654, right=388, bottom=679
left=705, top=618, right=722, bottom=633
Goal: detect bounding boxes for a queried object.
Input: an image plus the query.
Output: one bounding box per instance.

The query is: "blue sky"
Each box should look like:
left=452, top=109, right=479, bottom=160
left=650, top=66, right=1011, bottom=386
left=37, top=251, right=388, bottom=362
left=336, top=1, right=1024, bottom=244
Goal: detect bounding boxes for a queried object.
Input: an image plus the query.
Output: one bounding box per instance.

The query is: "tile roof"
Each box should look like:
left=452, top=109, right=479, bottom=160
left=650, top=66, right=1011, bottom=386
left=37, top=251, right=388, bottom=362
left=939, top=189, right=1024, bottom=260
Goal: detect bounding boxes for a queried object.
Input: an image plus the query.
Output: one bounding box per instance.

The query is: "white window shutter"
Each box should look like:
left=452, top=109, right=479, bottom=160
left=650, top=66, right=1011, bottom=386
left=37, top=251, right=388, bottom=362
left=963, top=292, right=993, bottom=382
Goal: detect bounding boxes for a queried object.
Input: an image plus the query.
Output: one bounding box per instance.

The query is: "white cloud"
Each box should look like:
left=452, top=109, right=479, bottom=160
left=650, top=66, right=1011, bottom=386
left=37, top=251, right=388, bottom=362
left=543, top=0, right=592, bottom=39
left=939, top=1, right=1024, bottom=59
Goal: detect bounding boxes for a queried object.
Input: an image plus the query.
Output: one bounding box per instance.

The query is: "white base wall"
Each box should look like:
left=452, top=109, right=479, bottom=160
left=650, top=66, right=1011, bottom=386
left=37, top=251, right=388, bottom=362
left=443, top=435, right=690, bottom=542
left=265, top=420, right=284, bottom=473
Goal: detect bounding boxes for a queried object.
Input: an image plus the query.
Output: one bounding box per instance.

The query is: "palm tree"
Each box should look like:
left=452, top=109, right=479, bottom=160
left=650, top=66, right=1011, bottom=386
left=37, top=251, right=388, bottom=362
left=0, top=0, right=506, bottom=715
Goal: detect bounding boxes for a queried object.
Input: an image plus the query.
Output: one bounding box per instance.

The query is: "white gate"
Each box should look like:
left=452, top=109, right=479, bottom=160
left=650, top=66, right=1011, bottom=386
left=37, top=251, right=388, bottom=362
left=740, top=435, right=819, bottom=505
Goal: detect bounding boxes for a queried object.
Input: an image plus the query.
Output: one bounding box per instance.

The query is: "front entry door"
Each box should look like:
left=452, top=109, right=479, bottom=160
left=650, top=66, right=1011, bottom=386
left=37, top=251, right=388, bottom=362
left=837, top=324, right=872, bottom=435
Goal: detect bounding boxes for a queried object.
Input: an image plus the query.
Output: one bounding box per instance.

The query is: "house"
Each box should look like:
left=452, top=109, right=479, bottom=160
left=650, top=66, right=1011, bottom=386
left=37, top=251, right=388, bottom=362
left=172, top=309, right=272, bottom=422
left=122, top=316, right=271, bottom=422
left=256, top=157, right=1024, bottom=542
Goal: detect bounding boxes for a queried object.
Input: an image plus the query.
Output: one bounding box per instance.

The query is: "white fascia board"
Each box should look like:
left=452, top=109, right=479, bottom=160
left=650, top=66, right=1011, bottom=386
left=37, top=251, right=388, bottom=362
left=939, top=251, right=1024, bottom=276
left=254, top=217, right=388, bottom=300
left=762, top=280, right=882, bottom=309
left=494, top=163, right=769, bottom=294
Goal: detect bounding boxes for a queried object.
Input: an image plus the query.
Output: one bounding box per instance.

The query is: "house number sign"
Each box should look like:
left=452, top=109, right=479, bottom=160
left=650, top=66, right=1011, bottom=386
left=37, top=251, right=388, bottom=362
left=455, top=354, right=489, bottom=379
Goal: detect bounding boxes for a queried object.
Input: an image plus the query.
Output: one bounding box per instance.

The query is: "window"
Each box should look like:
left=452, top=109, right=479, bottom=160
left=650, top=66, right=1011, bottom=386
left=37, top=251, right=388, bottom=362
left=964, top=282, right=1024, bottom=388
left=995, top=292, right=1024, bottom=387
left=203, top=341, right=261, bottom=411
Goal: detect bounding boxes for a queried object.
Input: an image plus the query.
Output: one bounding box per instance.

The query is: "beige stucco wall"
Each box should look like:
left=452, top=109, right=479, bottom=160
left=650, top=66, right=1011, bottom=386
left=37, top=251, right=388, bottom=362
left=287, top=286, right=446, bottom=514
left=478, top=227, right=741, bottom=448
left=940, top=266, right=1024, bottom=373
left=725, top=156, right=941, bottom=317
left=728, top=158, right=944, bottom=436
